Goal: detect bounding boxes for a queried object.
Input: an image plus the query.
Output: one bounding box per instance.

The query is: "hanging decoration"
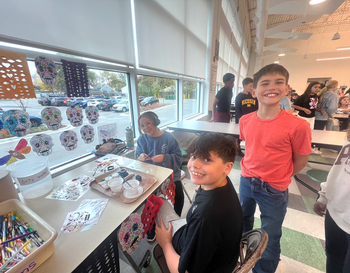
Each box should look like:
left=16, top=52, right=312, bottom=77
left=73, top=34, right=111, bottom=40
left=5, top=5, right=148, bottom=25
left=66, top=106, right=83, bottom=127
left=1, top=109, right=31, bottom=137
left=34, top=56, right=57, bottom=86
left=85, top=106, right=99, bottom=124
left=80, top=125, right=95, bottom=144
left=61, top=59, right=89, bottom=97
left=118, top=213, right=143, bottom=254
left=140, top=194, right=163, bottom=238
left=0, top=138, right=31, bottom=166
left=0, top=49, right=36, bottom=99
left=41, top=107, right=63, bottom=130
left=30, top=134, right=54, bottom=156
left=60, top=130, right=78, bottom=151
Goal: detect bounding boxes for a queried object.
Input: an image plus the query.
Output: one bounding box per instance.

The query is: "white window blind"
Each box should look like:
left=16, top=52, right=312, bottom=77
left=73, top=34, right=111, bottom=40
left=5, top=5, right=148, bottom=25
left=0, top=0, right=134, bottom=65
left=134, top=0, right=208, bottom=79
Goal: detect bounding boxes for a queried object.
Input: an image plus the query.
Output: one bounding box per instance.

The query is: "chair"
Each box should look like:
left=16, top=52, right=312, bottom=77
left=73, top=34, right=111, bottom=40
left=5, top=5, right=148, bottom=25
left=233, top=228, right=269, bottom=273
left=180, top=170, right=192, bottom=204
left=294, top=169, right=329, bottom=195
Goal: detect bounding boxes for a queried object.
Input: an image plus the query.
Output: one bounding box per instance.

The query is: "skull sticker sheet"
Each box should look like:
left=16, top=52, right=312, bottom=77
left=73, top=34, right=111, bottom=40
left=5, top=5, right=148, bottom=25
left=66, top=106, right=83, bottom=127
left=80, top=125, right=95, bottom=144
left=60, top=130, right=78, bottom=151
left=30, top=134, right=54, bottom=156
left=0, top=49, right=36, bottom=99
left=85, top=106, right=99, bottom=124
left=1, top=109, right=31, bottom=137
left=35, top=56, right=57, bottom=86
left=41, top=107, right=63, bottom=130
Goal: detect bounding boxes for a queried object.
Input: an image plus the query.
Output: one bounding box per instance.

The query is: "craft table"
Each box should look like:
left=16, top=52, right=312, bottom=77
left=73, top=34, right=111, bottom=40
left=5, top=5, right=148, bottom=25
left=22, top=156, right=173, bottom=273
left=168, top=120, right=347, bottom=151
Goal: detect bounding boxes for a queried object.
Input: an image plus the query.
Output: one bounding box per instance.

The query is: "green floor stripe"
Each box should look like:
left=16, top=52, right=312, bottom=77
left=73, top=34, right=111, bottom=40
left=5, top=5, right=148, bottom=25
left=253, top=217, right=326, bottom=272
left=233, top=161, right=241, bottom=170
left=302, top=196, right=318, bottom=216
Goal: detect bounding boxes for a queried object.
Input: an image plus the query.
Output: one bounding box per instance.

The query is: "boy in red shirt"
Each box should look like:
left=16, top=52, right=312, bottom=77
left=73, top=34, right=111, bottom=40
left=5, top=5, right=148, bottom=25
left=239, top=64, right=312, bottom=273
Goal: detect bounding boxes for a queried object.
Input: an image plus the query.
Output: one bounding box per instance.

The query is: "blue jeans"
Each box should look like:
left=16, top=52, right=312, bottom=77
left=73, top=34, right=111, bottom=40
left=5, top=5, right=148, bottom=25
left=239, top=176, right=288, bottom=273
left=325, top=211, right=350, bottom=273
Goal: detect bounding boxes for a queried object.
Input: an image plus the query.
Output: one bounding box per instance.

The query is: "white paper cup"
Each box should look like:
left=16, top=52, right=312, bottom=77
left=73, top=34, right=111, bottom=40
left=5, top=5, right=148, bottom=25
left=123, top=179, right=140, bottom=195
left=108, top=178, right=123, bottom=192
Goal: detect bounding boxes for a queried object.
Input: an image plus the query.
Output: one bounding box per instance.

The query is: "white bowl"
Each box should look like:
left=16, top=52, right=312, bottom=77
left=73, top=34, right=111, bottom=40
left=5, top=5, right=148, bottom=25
left=108, top=178, right=123, bottom=192
left=123, top=179, right=140, bottom=195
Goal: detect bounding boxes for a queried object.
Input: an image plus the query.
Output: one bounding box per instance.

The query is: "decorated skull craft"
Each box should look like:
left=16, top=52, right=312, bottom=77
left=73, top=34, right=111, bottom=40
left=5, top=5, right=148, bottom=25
left=30, top=134, right=54, bottom=156
left=1, top=110, right=31, bottom=137
left=66, top=106, right=83, bottom=127
left=118, top=213, right=143, bottom=254
left=41, top=107, right=62, bottom=130
left=85, top=106, right=99, bottom=124
left=80, top=125, right=95, bottom=144
left=60, top=131, right=78, bottom=151
left=35, top=56, right=57, bottom=86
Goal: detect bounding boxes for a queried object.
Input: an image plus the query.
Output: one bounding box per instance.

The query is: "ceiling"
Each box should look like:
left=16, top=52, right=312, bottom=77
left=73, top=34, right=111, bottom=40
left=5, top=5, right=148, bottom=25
left=247, top=0, right=350, bottom=57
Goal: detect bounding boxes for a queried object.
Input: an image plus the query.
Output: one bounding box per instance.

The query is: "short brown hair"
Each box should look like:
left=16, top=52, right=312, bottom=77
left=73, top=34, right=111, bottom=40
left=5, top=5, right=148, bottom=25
left=253, top=64, right=289, bottom=88
left=186, top=133, right=237, bottom=163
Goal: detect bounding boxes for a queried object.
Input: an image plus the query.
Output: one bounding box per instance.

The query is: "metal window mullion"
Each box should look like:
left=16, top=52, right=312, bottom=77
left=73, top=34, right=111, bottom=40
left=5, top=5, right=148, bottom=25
left=178, top=79, right=183, bottom=121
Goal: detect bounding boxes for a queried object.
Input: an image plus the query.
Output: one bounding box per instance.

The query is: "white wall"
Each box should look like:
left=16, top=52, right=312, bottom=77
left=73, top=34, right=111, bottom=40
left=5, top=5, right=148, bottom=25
left=263, top=32, right=350, bottom=94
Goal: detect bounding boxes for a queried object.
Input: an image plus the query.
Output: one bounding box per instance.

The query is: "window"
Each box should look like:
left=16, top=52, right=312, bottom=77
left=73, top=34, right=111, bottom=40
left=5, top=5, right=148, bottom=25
left=183, top=81, right=199, bottom=118
left=137, top=75, right=177, bottom=125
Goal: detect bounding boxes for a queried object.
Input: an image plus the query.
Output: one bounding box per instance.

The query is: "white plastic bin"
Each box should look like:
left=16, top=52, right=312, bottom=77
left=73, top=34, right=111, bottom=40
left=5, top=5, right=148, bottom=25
left=0, top=199, right=58, bottom=273
left=7, top=157, right=53, bottom=199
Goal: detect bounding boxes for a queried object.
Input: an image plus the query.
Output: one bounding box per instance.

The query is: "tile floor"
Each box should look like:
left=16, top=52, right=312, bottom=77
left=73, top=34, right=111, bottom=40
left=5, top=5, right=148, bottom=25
left=120, top=148, right=337, bottom=273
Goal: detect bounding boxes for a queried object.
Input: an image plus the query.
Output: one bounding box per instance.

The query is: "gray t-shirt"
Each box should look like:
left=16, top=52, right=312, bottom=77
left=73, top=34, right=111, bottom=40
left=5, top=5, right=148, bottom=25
left=279, top=96, right=291, bottom=111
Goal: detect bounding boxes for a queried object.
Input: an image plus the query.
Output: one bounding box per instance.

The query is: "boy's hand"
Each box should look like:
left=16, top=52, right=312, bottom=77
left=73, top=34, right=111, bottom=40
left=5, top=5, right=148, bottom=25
left=156, top=219, right=173, bottom=249
left=313, top=202, right=326, bottom=217
left=137, top=153, right=148, bottom=161
left=321, top=110, right=326, bottom=116
left=152, top=154, right=164, bottom=163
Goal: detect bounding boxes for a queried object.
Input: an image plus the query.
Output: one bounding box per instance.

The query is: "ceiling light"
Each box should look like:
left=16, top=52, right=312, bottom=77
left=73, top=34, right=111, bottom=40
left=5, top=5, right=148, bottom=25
left=337, top=47, right=350, bottom=51
left=332, top=32, right=340, bottom=40
left=309, top=0, right=326, bottom=5
left=274, top=61, right=279, bottom=63
left=316, top=56, right=350, bottom=61
left=278, top=53, right=285, bottom=56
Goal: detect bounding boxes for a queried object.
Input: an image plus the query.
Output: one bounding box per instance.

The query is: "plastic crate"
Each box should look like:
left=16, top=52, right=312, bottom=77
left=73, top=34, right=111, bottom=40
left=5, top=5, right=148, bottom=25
left=0, top=199, right=58, bottom=273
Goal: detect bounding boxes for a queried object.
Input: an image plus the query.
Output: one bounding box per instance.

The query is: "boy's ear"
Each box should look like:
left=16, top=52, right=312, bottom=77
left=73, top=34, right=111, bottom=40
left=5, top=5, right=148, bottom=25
left=225, top=162, right=234, bottom=175
left=251, top=88, right=257, bottom=98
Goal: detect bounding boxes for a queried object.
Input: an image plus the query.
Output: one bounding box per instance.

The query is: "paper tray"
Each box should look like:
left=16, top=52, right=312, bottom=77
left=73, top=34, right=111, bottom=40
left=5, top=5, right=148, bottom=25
left=90, top=167, right=157, bottom=203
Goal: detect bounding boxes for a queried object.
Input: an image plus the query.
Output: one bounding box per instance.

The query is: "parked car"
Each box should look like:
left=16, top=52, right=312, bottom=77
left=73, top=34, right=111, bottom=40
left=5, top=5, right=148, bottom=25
left=88, top=95, right=109, bottom=100
left=67, top=98, right=85, bottom=107
left=76, top=100, right=89, bottom=109
left=0, top=110, right=43, bottom=128
left=38, top=97, right=52, bottom=106
left=140, top=96, right=159, bottom=106
left=139, top=96, right=145, bottom=103
left=51, top=97, right=69, bottom=106
left=113, top=100, right=129, bottom=112
left=88, top=99, right=107, bottom=107
left=100, top=99, right=118, bottom=111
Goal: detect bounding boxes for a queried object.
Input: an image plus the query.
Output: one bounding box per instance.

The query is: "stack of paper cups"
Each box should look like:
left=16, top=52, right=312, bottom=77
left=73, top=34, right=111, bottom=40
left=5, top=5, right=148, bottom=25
left=0, top=170, right=20, bottom=203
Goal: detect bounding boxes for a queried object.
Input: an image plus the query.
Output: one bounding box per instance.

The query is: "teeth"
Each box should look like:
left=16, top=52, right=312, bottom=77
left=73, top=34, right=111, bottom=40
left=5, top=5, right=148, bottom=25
left=266, top=94, right=277, bottom=97
left=191, top=171, right=204, bottom=176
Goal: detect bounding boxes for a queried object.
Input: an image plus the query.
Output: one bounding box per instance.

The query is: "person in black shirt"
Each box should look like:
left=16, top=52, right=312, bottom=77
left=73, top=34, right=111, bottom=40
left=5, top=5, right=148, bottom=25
left=155, top=133, right=243, bottom=273
left=210, top=73, right=235, bottom=123
left=235, top=77, right=258, bottom=124
left=292, top=81, right=321, bottom=130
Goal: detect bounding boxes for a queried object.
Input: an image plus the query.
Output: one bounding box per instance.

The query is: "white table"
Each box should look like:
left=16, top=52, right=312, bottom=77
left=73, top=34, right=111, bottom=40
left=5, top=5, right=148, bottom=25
left=333, top=113, right=349, bottom=119
left=23, top=156, right=173, bottom=272
left=168, top=120, right=347, bottom=151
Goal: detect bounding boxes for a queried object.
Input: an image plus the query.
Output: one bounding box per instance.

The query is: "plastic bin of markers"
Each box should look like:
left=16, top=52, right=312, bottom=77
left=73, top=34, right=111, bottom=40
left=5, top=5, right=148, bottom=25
left=0, top=199, right=57, bottom=273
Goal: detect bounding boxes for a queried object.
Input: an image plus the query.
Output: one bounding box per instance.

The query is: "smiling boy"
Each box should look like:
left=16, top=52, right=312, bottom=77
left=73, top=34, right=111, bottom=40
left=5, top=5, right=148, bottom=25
left=155, top=133, right=243, bottom=273
left=239, top=64, right=312, bottom=273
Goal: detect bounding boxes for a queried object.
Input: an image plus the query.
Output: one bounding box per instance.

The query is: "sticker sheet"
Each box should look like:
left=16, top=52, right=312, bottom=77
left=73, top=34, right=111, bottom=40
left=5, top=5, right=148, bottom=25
left=30, top=134, right=54, bottom=156
left=46, top=174, right=93, bottom=201
left=66, top=106, right=83, bottom=127
left=1, top=109, right=31, bottom=137
left=60, top=130, right=78, bottom=151
left=85, top=106, right=99, bottom=124
left=0, top=49, right=36, bottom=99
left=41, top=107, right=62, bottom=130
left=118, top=213, right=143, bottom=254
left=35, top=56, right=57, bottom=86
left=80, top=125, right=95, bottom=144
left=97, top=123, right=117, bottom=144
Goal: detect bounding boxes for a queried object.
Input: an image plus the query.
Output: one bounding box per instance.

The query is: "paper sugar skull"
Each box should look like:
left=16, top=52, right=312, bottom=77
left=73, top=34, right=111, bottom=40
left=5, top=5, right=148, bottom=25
left=80, top=125, right=95, bottom=144
left=35, top=56, right=57, bottom=85
left=30, top=134, right=54, bottom=156
left=66, top=106, right=83, bottom=127
left=41, top=107, right=62, bottom=130
left=1, top=110, right=31, bottom=137
left=60, top=131, right=78, bottom=151
left=85, top=106, right=99, bottom=124
left=118, top=213, right=143, bottom=254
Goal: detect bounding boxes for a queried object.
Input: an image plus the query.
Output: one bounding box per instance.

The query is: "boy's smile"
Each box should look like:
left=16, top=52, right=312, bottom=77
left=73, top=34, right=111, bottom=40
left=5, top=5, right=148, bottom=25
left=188, top=151, right=233, bottom=191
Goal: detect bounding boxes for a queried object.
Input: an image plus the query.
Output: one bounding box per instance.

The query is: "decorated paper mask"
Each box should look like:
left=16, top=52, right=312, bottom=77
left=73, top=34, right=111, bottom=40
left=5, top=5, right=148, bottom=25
left=85, top=106, right=99, bottom=124
left=41, top=107, right=62, bottom=130
left=118, top=213, right=143, bottom=254
left=80, top=125, right=95, bottom=144
left=30, top=134, right=54, bottom=156
left=35, top=56, right=57, bottom=85
left=1, top=110, right=31, bottom=137
left=66, top=106, right=83, bottom=127
left=60, top=131, right=78, bottom=151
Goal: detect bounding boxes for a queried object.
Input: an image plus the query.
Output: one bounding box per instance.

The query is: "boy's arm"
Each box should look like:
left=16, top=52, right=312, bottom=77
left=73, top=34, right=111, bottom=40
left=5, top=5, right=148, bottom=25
left=291, top=153, right=309, bottom=176
left=209, top=98, right=219, bottom=122
left=235, top=95, right=242, bottom=124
